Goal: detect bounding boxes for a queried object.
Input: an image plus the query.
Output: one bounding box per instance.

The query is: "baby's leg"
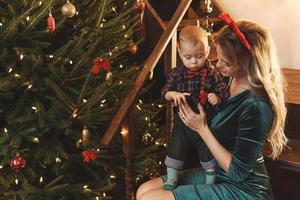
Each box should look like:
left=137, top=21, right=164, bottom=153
left=136, top=177, right=164, bottom=200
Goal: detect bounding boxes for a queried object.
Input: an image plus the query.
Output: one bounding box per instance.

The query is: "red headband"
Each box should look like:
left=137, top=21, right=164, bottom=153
left=218, top=13, right=251, bottom=50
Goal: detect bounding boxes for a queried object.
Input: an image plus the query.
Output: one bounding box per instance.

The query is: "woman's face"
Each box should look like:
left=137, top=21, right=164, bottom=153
left=215, top=44, right=244, bottom=78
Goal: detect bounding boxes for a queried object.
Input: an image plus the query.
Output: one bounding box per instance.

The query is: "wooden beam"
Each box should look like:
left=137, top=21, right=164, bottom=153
left=165, top=18, right=222, bottom=30
left=144, top=0, right=166, bottom=30
left=211, top=0, right=225, bottom=13
left=282, top=67, right=300, bottom=104
left=164, top=31, right=177, bottom=75
left=101, top=0, right=192, bottom=145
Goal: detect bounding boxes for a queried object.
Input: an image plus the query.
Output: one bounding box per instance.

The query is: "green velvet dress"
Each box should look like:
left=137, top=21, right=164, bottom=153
left=162, top=90, right=274, bottom=200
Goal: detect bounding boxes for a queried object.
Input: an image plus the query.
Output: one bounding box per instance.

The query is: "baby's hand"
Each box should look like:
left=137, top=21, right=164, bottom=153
left=207, top=93, right=221, bottom=106
left=170, top=92, right=190, bottom=107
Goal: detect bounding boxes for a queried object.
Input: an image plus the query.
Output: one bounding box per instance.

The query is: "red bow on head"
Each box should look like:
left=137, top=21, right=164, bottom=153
left=187, top=67, right=208, bottom=79
left=82, top=148, right=97, bottom=163
left=218, top=13, right=251, bottom=50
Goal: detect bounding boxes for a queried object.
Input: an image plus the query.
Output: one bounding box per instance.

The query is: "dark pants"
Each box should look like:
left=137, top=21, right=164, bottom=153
left=165, top=114, right=215, bottom=170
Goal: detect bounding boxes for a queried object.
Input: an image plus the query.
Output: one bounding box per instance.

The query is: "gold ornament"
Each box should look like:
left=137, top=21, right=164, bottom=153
left=81, top=126, right=90, bottom=146
left=105, top=71, right=113, bottom=86
left=61, top=1, right=76, bottom=18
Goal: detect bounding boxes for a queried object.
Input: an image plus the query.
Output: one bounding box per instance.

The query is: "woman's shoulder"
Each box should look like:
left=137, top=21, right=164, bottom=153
left=241, top=93, right=273, bottom=116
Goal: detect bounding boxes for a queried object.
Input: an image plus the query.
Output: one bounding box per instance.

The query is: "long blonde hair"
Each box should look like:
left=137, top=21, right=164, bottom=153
left=214, top=20, right=288, bottom=159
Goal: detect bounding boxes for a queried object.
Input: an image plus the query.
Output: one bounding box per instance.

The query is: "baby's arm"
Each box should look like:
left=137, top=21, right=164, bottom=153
left=165, top=91, right=190, bottom=107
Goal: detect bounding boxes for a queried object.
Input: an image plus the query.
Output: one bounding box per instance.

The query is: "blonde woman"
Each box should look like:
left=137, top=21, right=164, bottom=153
left=136, top=13, right=287, bottom=200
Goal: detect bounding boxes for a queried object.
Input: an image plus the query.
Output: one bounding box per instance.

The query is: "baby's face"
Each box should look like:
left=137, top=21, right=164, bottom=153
left=178, top=41, right=208, bottom=71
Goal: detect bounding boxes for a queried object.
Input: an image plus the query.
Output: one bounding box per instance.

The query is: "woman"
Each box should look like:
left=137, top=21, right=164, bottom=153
left=136, top=13, right=288, bottom=200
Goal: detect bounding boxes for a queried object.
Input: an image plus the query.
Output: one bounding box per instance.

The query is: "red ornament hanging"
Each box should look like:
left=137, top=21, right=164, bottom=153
left=130, top=43, right=138, bottom=55
left=135, top=0, right=145, bottom=12
left=47, top=13, right=55, bottom=33
left=82, top=148, right=97, bottom=163
left=91, top=57, right=111, bottom=75
left=10, top=154, right=26, bottom=171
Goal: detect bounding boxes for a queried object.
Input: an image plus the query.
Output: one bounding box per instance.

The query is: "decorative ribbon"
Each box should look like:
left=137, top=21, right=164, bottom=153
left=82, top=148, right=97, bottom=163
left=91, top=57, right=110, bottom=75
left=218, top=13, right=251, bottom=50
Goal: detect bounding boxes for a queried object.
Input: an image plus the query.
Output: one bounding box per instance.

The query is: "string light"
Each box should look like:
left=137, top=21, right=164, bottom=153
left=20, top=54, right=24, bottom=60
left=118, top=81, right=123, bottom=85
left=69, top=60, right=73, bottom=64
left=0, top=22, right=3, bottom=26
left=122, top=25, right=126, bottom=29
left=124, top=34, right=128, bottom=38
left=101, top=99, right=106, bottom=103
left=27, top=84, right=33, bottom=89
left=136, top=105, right=141, bottom=110
left=4, top=128, right=8, bottom=133
left=158, top=104, right=163, bottom=108
left=15, top=179, right=19, bottom=185
left=55, top=157, right=62, bottom=163
left=71, top=110, right=78, bottom=118
left=40, top=176, right=43, bottom=183
left=120, top=126, right=128, bottom=136
left=0, top=165, right=3, bottom=169
left=139, top=99, right=143, bottom=104
left=109, top=52, right=112, bottom=56
left=110, top=175, right=116, bottom=179
left=8, top=68, right=13, bottom=73
left=83, top=185, right=88, bottom=189
left=100, top=23, right=104, bottom=28
left=103, top=192, right=106, bottom=197
left=48, top=55, right=54, bottom=58
left=119, top=64, right=123, bottom=69
left=83, top=99, right=87, bottom=103
left=26, top=16, right=30, bottom=21
left=96, top=197, right=100, bottom=200
left=32, top=137, right=40, bottom=143
left=38, top=1, right=42, bottom=6
left=14, top=74, right=20, bottom=78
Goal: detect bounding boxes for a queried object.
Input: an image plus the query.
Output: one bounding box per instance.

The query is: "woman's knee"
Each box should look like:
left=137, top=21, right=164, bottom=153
left=136, top=178, right=164, bottom=200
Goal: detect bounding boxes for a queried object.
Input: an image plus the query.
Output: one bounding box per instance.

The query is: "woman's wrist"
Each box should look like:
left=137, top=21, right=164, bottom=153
left=197, top=125, right=210, bottom=137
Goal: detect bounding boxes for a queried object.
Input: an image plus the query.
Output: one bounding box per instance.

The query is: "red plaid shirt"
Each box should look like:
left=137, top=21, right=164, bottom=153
left=161, top=64, right=228, bottom=105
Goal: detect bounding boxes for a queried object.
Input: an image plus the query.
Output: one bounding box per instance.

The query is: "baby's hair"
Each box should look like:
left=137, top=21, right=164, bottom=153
left=178, top=26, right=208, bottom=49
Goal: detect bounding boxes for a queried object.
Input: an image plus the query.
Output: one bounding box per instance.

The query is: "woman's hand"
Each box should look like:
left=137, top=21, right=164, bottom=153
left=178, top=102, right=208, bottom=134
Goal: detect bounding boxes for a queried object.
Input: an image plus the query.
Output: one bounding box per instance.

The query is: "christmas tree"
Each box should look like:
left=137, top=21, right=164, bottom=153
left=0, top=0, right=166, bottom=199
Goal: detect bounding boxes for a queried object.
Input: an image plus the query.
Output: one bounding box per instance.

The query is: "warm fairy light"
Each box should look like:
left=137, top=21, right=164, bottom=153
left=83, top=185, right=88, bottom=189
left=97, top=148, right=100, bottom=152
left=159, top=161, right=162, bottom=165
left=122, top=25, right=126, bottom=29
left=96, top=197, right=99, bottom=200
left=155, top=141, right=160, bottom=145
left=20, top=54, right=24, bottom=60
left=55, top=157, right=62, bottom=163
left=26, top=16, right=30, bottom=21
left=100, top=104, right=104, bottom=107
left=39, top=1, right=42, bottom=6
left=32, top=106, right=37, bottom=110
left=4, top=128, right=8, bottom=133
left=78, top=139, right=82, bottom=143
left=139, top=99, right=143, bottom=104
left=76, top=11, right=79, bottom=15
left=136, top=177, right=140, bottom=181
left=101, top=99, right=106, bottom=103
left=119, top=64, right=123, bottom=69
left=33, top=137, right=39, bottom=143
left=100, top=23, right=104, bottom=27
left=163, top=143, right=167, bottom=147
left=120, top=126, right=128, bottom=136
left=119, top=81, right=123, bottom=85
left=14, top=74, right=20, bottom=78
left=102, top=19, right=106, bottom=22
left=0, top=165, right=3, bottom=169
left=103, top=192, right=106, bottom=197
left=136, top=105, right=141, bottom=110
left=110, top=175, right=116, bottom=179
left=0, top=22, right=3, bottom=26
left=8, top=68, right=13, bottom=73
left=69, top=60, right=73, bottom=64
left=15, top=179, right=19, bottom=185
left=124, top=1, right=128, bottom=6
left=109, top=52, right=112, bottom=56
left=83, top=99, right=87, bottom=103
left=112, top=7, right=117, bottom=14
left=71, top=110, right=78, bottom=118
left=144, top=116, right=149, bottom=121
left=158, top=104, right=163, bottom=108
left=40, top=176, right=43, bottom=183
left=124, top=34, right=128, bottom=38
left=114, top=46, right=119, bottom=50
left=27, top=84, right=33, bottom=89
left=49, top=55, right=54, bottom=58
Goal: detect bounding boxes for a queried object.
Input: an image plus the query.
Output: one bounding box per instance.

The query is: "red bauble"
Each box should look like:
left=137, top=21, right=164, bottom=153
left=135, top=0, right=145, bottom=12
left=130, top=44, right=138, bottom=55
left=10, top=154, right=26, bottom=171
left=47, top=13, right=55, bottom=33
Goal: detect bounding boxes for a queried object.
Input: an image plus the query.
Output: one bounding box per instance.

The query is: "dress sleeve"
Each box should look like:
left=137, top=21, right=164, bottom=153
left=161, top=69, right=178, bottom=102
left=227, top=101, right=273, bottom=182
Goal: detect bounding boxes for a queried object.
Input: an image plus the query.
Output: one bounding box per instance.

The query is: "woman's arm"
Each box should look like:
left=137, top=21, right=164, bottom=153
left=179, top=102, right=232, bottom=172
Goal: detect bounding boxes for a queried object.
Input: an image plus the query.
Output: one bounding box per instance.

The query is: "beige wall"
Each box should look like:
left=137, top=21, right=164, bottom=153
left=215, top=0, right=300, bottom=69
